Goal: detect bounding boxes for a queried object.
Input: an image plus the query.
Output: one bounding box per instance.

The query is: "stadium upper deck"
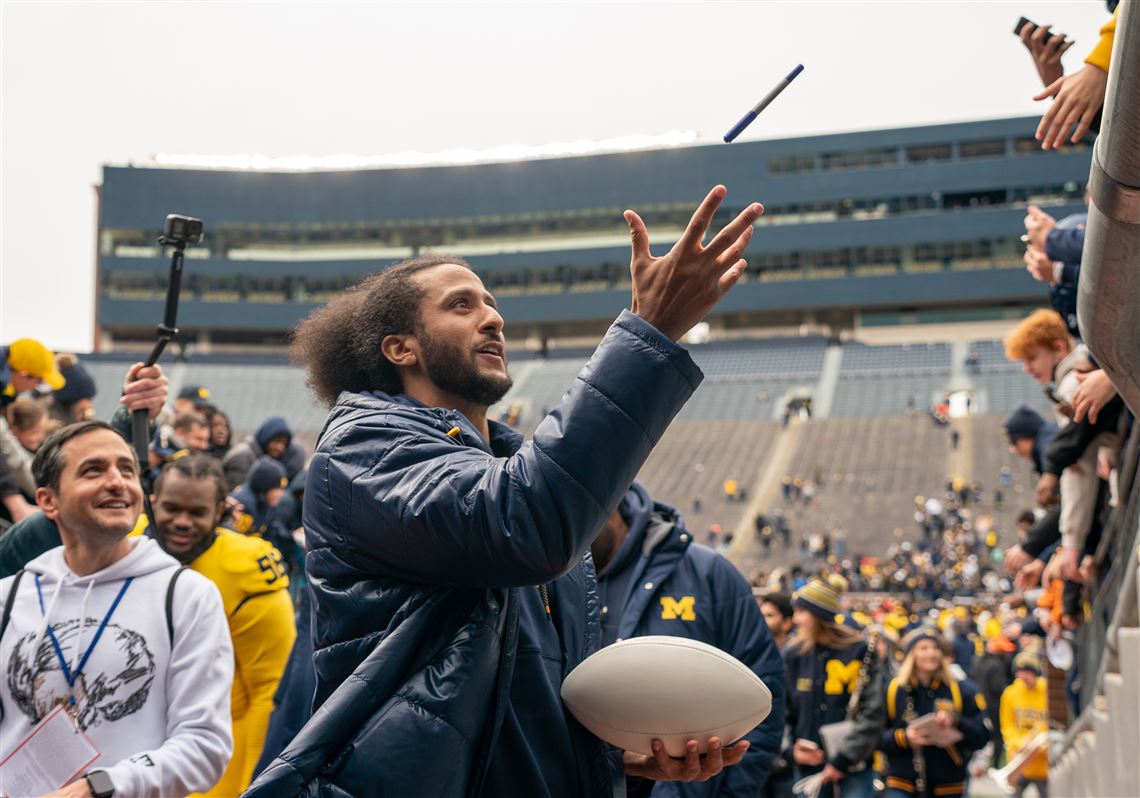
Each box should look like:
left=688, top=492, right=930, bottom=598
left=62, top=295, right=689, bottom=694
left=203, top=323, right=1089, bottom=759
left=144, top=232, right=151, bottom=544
left=96, top=115, right=1090, bottom=350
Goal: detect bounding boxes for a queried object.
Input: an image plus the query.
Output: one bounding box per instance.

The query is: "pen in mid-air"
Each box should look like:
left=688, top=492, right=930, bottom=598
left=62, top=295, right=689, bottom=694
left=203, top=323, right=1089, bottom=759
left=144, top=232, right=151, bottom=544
left=723, top=64, right=804, bottom=143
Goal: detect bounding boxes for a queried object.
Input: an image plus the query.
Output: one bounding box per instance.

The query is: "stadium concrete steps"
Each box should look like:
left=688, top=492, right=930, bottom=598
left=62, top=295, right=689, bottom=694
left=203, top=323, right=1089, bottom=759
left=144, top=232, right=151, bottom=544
left=725, top=417, right=805, bottom=570
left=1049, top=555, right=1140, bottom=797
left=810, top=344, right=843, bottom=419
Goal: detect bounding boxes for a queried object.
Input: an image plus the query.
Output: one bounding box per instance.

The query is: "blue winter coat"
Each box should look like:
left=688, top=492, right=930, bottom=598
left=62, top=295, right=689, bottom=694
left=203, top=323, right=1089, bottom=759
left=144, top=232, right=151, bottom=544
left=597, top=484, right=786, bottom=798
left=1045, top=213, right=1085, bottom=338
left=245, top=311, right=703, bottom=798
left=881, top=676, right=990, bottom=796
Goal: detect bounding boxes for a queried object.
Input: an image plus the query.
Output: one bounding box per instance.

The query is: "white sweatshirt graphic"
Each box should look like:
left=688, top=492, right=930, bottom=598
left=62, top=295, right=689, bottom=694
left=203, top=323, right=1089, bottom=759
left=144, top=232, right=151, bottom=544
left=0, top=538, right=233, bottom=797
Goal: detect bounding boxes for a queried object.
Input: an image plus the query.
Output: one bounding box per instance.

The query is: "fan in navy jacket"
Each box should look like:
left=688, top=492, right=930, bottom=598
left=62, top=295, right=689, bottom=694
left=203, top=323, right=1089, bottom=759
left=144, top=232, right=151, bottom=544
left=594, top=482, right=786, bottom=798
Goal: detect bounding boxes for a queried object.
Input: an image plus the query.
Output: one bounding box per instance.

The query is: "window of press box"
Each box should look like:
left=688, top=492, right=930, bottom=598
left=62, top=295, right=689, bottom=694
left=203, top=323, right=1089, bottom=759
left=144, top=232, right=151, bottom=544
left=768, top=154, right=816, bottom=174
left=819, top=148, right=898, bottom=171
left=904, top=143, right=952, bottom=163
left=959, top=139, right=1006, bottom=159
left=943, top=189, right=1006, bottom=210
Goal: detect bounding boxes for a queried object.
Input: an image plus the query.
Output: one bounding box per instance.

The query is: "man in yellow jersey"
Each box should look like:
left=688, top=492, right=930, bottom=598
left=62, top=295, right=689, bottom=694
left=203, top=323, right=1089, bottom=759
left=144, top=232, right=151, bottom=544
left=147, top=454, right=296, bottom=796
left=998, top=649, right=1050, bottom=798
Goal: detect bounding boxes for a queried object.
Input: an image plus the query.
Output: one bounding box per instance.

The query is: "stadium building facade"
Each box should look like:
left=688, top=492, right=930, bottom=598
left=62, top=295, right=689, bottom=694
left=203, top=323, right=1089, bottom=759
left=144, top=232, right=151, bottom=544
left=96, top=115, right=1090, bottom=353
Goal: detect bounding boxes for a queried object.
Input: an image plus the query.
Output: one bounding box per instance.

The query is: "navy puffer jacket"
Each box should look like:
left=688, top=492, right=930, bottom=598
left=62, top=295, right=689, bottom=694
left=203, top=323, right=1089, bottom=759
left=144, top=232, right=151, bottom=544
left=245, top=312, right=703, bottom=797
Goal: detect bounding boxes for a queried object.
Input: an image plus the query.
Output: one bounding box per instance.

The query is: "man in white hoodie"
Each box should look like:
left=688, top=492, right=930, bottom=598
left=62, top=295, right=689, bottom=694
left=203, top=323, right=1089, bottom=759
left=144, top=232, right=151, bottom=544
left=0, top=421, right=233, bottom=798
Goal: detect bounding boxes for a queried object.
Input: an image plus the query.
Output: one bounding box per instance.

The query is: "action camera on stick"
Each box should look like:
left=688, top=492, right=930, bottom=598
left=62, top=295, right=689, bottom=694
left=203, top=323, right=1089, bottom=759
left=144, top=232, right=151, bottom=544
left=161, top=214, right=204, bottom=247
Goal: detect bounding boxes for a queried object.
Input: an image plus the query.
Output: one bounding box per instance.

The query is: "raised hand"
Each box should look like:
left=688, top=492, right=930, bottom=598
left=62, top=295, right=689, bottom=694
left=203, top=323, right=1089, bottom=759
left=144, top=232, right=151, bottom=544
left=1035, top=64, right=1108, bottom=151
left=120, top=362, right=168, bottom=420
left=626, top=185, right=764, bottom=341
left=1024, top=246, right=1054, bottom=284
left=1072, top=369, right=1117, bottom=424
left=1018, top=23, right=1074, bottom=87
left=1023, top=205, right=1056, bottom=251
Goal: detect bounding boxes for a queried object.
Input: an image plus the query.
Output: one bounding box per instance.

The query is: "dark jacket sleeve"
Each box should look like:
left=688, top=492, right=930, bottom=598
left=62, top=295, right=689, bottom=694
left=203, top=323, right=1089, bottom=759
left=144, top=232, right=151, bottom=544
left=108, top=405, right=161, bottom=447
left=315, top=312, right=703, bottom=588
left=831, top=648, right=886, bottom=773
left=0, top=511, right=63, bottom=578
left=783, top=648, right=798, bottom=745
left=1045, top=225, right=1085, bottom=266
left=955, top=681, right=991, bottom=753
left=0, top=451, right=18, bottom=499
left=1059, top=261, right=1081, bottom=287
left=1022, top=507, right=1061, bottom=558
left=710, top=562, right=786, bottom=797
left=1043, top=417, right=1099, bottom=476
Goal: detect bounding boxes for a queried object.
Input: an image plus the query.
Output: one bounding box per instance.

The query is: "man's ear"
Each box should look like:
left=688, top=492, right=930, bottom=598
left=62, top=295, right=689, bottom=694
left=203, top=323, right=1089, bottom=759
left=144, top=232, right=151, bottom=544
left=36, top=487, right=60, bottom=522
left=380, top=334, right=418, bottom=369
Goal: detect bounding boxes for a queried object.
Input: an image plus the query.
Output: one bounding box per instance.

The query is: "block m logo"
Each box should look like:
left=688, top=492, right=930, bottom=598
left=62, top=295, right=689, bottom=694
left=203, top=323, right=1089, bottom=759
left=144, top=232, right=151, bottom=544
left=660, top=595, right=697, bottom=621
left=824, top=659, right=861, bottom=695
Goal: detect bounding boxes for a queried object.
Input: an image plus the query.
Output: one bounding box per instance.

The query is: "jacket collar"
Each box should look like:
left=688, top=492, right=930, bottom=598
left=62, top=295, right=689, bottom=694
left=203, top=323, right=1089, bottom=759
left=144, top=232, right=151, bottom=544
left=612, top=504, right=694, bottom=640
left=329, top=390, right=525, bottom=456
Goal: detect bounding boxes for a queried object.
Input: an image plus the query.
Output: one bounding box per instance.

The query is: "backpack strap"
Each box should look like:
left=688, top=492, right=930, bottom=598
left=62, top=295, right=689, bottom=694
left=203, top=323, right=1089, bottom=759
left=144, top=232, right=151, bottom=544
left=165, top=566, right=188, bottom=647
left=0, top=569, right=26, bottom=644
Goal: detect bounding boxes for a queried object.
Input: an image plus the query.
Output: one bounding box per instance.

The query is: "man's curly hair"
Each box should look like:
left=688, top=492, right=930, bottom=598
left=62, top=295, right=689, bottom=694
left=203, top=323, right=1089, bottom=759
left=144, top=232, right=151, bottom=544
left=290, top=254, right=472, bottom=407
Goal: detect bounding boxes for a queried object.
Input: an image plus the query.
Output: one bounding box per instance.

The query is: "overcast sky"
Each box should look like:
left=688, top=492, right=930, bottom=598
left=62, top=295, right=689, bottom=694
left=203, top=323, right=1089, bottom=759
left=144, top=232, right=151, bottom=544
left=0, top=1, right=1110, bottom=352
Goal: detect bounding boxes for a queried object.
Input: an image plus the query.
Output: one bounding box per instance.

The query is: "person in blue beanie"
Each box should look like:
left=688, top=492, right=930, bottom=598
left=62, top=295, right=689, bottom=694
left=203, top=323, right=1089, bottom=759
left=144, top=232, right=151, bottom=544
left=784, top=575, right=885, bottom=798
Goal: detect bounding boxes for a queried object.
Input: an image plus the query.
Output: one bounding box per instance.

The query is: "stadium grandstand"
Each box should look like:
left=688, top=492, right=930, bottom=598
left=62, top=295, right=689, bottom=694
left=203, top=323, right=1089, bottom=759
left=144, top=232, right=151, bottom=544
left=95, top=115, right=1089, bottom=353
left=87, top=113, right=1085, bottom=563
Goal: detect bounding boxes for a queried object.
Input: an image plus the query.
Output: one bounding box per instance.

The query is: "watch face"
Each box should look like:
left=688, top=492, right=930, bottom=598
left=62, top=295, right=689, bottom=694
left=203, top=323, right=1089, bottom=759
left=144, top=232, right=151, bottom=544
left=86, top=770, right=115, bottom=797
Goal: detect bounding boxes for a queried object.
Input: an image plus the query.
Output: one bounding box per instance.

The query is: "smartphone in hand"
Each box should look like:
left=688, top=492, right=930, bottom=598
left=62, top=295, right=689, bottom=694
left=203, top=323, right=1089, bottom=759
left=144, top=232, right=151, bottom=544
left=1014, top=16, right=1056, bottom=45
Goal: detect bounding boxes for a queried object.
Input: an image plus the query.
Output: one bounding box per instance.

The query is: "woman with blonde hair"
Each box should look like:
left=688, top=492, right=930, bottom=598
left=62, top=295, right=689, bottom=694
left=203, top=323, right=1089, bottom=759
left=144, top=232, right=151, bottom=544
left=881, top=627, right=990, bottom=798
left=784, top=574, right=884, bottom=798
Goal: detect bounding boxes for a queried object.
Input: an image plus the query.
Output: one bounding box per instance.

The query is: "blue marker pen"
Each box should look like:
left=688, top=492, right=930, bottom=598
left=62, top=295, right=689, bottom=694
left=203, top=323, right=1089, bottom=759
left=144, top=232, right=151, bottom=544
left=723, top=64, right=804, bottom=143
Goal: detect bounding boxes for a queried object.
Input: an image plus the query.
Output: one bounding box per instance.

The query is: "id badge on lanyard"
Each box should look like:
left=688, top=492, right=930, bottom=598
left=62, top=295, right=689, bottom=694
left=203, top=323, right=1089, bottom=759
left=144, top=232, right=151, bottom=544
left=0, top=705, right=100, bottom=796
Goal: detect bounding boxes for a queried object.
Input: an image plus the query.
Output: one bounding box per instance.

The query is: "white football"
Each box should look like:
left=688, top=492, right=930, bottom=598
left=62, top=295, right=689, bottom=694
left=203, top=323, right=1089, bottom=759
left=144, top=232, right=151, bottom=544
left=561, top=635, right=772, bottom=757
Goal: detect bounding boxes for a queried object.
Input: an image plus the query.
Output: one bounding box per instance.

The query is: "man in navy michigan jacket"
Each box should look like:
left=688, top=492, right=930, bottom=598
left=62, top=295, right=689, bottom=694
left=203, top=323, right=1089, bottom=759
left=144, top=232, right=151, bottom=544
left=594, top=482, right=785, bottom=798
left=246, top=186, right=765, bottom=798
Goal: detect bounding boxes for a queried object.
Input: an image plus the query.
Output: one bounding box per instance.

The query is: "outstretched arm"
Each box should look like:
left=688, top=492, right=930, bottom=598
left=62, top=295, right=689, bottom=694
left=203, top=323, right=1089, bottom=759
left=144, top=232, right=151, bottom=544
left=318, top=188, right=765, bottom=588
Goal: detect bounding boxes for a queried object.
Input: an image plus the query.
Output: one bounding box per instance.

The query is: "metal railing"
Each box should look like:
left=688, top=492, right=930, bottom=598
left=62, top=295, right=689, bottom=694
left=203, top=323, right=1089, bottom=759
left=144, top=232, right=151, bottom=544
left=1069, top=0, right=1140, bottom=736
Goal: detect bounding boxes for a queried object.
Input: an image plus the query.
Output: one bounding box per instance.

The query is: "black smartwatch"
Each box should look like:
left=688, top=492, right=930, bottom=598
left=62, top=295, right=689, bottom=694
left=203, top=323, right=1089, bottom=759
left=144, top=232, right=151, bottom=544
left=84, top=770, right=115, bottom=798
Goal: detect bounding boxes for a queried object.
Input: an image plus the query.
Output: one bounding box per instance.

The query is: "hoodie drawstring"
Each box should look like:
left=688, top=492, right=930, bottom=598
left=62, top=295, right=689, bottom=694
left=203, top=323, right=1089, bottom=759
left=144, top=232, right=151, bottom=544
left=66, top=578, right=98, bottom=680
left=33, top=573, right=135, bottom=715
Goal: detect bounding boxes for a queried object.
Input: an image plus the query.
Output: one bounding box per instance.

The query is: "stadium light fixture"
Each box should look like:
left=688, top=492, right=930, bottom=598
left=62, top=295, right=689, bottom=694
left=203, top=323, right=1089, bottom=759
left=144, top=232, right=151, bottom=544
left=146, top=131, right=704, bottom=172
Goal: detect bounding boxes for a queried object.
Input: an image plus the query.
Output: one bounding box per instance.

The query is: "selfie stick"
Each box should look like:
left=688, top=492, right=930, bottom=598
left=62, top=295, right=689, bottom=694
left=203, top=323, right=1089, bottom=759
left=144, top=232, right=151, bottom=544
left=130, top=225, right=192, bottom=463
left=723, top=64, right=804, bottom=143
left=130, top=215, right=201, bottom=531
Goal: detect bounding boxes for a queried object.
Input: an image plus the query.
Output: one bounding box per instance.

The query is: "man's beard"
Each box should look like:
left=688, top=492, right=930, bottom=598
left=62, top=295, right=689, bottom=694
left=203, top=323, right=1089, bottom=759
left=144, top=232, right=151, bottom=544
left=156, top=528, right=219, bottom=565
left=419, top=331, right=513, bottom=407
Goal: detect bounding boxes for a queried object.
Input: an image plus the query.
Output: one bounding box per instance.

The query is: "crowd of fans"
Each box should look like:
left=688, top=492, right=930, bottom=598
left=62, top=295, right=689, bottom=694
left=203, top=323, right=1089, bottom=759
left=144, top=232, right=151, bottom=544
left=0, top=4, right=1129, bottom=797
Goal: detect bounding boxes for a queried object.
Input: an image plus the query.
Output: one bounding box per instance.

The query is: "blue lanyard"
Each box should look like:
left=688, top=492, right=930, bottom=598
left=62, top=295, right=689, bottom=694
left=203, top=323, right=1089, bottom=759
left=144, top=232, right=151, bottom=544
left=34, top=574, right=134, bottom=707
